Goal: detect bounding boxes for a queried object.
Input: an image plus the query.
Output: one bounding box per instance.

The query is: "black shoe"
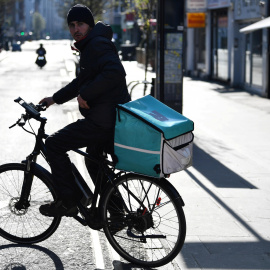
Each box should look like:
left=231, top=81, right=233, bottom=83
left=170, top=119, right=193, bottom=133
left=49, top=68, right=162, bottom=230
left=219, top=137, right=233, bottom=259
left=87, top=207, right=103, bottom=230
left=39, top=200, right=78, bottom=217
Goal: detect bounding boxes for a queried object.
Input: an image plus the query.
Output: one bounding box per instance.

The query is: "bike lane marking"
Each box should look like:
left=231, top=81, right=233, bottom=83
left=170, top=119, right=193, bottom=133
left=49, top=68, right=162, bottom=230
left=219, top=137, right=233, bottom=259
left=105, top=238, right=123, bottom=268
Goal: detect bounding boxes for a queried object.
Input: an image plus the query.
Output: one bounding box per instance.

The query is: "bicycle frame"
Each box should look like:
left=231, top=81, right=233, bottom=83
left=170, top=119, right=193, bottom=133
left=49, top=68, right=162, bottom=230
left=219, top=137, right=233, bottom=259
left=3, top=97, right=187, bottom=267
left=14, top=110, right=122, bottom=228
left=13, top=97, right=161, bottom=230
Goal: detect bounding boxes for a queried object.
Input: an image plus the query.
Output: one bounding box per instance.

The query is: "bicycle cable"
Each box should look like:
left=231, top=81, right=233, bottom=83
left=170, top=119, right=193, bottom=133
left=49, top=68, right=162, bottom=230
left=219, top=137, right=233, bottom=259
left=21, top=120, right=35, bottom=136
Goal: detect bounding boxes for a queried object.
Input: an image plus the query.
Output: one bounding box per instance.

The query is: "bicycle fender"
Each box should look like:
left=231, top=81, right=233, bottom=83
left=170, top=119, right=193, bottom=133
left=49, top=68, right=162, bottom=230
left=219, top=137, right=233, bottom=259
left=159, top=177, right=185, bottom=207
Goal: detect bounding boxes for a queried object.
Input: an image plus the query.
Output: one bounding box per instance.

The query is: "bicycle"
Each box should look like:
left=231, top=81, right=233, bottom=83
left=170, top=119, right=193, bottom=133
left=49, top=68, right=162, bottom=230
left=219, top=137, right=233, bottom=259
left=0, top=97, right=186, bottom=268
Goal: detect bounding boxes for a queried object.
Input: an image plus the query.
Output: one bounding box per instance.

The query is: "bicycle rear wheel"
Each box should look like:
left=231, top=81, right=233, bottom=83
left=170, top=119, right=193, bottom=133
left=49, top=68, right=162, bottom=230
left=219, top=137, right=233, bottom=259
left=101, top=173, right=186, bottom=268
left=0, top=163, right=61, bottom=244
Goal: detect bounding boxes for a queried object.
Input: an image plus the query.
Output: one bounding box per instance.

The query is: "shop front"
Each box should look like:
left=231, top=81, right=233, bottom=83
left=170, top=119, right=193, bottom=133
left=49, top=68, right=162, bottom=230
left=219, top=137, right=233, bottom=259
left=244, top=29, right=263, bottom=89
left=185, top=0, right=207, bottom=77
left=211, top=8, right=229, bottom=81
left=207, top=0, right=231, bottom=82
left=236, top=0, right=268, bottom=96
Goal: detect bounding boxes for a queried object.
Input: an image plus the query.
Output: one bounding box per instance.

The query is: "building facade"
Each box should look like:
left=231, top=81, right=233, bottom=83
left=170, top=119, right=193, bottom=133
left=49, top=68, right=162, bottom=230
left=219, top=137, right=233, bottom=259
left=186, top=0, right=269, bottom=98
left=23, top=0, right=68, bottom=39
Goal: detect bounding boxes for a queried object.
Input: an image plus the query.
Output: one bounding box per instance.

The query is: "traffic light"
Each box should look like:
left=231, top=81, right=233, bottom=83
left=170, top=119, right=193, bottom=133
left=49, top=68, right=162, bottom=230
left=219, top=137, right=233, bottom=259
left=20, top=31, right=25, bottom=36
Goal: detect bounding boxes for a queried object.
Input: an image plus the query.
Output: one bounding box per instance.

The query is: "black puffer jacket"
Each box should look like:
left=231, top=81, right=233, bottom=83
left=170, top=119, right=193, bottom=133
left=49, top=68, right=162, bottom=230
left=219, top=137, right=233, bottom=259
left=53, top=22, right=130, bottom=129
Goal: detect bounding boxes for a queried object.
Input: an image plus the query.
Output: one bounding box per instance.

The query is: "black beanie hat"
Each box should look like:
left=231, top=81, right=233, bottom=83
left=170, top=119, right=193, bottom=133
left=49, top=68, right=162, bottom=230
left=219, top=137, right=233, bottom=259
left=67, top=4, right=95, bottom=27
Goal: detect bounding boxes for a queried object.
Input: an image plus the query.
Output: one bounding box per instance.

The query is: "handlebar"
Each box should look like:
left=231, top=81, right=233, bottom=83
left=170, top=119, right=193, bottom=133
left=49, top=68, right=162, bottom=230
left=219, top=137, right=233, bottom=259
left=10, top=97, right=47, bottom=129
left=14, top=97, right=41, bottom=119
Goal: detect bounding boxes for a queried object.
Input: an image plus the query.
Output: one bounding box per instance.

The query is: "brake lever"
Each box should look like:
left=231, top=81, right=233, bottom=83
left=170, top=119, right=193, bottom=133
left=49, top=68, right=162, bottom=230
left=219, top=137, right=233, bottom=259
left=9, top=114, right=28, bottom=129
left=9, top=118, right=21, bottom=129
left=9, top=123, right=17, bottom=129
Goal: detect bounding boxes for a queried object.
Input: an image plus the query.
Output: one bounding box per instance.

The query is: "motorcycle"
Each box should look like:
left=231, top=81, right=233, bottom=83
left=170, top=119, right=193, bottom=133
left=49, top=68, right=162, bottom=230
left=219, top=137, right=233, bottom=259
left=35, top=55, right=47, bottom=68
left=35, top=44, right=47, bottom=68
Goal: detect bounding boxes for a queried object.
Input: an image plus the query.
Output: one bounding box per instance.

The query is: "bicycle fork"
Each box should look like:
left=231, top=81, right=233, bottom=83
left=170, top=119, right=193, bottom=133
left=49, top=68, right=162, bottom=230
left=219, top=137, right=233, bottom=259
left=15, top=154, right=37, bottom=210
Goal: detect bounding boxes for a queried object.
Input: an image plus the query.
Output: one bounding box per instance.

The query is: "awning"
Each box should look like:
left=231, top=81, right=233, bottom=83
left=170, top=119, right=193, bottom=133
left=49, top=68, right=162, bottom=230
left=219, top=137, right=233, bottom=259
left=240, top=17, right=270, bottom=34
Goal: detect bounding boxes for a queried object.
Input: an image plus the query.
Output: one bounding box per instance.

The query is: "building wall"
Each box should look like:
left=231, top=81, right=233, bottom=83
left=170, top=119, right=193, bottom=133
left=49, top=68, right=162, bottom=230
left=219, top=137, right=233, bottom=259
left=23, top=0, right=69, bottom=39
left=186, top=0, right=269, bottom=97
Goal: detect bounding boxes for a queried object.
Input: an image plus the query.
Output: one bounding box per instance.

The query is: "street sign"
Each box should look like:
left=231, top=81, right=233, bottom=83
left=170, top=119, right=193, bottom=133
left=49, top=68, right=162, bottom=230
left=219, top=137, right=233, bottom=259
left=187, top=13, right=206, bottom=28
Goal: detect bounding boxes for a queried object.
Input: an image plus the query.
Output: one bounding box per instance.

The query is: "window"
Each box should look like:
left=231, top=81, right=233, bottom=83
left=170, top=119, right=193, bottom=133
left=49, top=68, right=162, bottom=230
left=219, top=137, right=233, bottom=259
left=245, top=30, right=263, bottom=87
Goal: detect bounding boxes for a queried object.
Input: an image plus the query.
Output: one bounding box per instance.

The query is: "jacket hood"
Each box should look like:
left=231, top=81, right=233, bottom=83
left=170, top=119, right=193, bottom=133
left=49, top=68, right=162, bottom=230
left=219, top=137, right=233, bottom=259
left=74, top=21, right=113, bottom=52
left=89, top=21, right=113, bottom=40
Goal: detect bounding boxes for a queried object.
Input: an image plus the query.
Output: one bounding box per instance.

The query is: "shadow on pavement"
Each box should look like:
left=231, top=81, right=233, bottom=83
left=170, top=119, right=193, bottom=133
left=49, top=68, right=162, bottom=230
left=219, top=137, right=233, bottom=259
left=0, top=243, right=64, bottom=270
left=113, top=260, right=157, bottom=270
left=193, top=144, right=257, bottom=189
left=181, top=240, right=270, bottom=269
left=0, top=244, right=159, bottom=270
left=187, top=144, right=262, bottom=240
left=183, top=144, right=270, bottom=268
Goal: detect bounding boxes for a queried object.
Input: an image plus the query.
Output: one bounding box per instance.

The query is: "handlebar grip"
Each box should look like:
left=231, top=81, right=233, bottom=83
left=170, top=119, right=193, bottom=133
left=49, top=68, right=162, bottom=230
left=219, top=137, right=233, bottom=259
left=41, top=101, right=48, bottom=108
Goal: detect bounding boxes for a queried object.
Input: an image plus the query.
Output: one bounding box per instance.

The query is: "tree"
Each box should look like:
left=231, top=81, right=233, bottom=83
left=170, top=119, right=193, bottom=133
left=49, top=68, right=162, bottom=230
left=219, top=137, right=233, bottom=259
left=32, top=12, right=46, bottom=40
left=0, top=0, right=24, bottom=47
left=0, top=0, right=16, bottom=28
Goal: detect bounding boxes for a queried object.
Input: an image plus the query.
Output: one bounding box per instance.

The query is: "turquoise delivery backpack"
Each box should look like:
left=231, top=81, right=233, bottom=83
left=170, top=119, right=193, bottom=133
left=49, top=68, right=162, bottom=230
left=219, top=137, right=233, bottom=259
left=114, top=95, right=194, bottom=178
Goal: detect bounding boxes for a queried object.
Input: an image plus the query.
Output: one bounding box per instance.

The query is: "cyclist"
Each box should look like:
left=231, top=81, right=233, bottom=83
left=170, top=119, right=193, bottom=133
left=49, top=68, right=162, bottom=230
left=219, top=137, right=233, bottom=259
left=39, top=4, right=130, bottom=217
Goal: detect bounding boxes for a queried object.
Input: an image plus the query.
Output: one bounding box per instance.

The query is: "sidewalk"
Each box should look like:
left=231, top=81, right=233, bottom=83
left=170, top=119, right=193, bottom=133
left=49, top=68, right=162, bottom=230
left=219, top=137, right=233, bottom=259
left=123, top=61, right=155, bottom=100
left=0, top=50, right=8, bottom=62
left=123, top=61, right=270, bottom=270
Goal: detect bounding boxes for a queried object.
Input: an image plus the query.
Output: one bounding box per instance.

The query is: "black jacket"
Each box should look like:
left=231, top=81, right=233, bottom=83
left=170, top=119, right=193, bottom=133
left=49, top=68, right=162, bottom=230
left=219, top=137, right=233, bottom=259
left=53, top=22, right=130, bottom=129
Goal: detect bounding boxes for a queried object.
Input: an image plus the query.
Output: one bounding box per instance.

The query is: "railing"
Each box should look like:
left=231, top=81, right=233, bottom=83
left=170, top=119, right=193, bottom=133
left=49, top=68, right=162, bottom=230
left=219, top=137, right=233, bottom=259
left=128, top=79, right=154, bottom=99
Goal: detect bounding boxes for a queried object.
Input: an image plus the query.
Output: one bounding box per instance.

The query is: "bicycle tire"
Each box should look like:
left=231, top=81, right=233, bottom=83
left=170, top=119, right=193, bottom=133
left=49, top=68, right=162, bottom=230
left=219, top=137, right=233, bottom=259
left=101, top=173, right=186, bottom=267
left=0, top=163, right=61, bottom=244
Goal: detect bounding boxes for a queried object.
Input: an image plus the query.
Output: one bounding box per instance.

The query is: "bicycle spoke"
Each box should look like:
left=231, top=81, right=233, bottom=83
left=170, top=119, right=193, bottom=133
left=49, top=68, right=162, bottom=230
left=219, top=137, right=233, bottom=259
left=102, top=174, right=186, bottom=267
left=0, top=163, right=61, bottom=244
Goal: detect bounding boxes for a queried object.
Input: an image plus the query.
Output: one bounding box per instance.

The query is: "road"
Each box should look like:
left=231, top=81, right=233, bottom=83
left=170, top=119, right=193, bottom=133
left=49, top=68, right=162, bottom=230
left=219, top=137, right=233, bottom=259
left=1, top=39, right=269, bottom=270
left=0, top=40, right=178, bottom=270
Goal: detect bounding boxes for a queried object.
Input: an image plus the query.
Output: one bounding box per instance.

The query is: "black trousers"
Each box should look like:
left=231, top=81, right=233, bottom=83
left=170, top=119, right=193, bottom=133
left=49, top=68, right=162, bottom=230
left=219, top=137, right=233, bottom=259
left=45, top=118, right=113, bottom=201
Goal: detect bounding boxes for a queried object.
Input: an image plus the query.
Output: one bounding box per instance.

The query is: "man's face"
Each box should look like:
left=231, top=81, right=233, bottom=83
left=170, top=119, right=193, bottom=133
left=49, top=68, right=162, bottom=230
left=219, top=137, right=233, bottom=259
left=68, top=21, right=91, bottom=42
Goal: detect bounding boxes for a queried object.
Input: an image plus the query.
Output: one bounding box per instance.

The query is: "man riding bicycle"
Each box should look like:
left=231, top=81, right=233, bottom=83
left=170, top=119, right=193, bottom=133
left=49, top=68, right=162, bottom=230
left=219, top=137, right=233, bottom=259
left=39, top=4, right=130, bottom=217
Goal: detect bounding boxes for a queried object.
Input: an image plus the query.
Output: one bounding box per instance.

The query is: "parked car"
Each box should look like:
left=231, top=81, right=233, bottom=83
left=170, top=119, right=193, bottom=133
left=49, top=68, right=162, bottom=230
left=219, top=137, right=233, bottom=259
left=12, top=42, right=22, bottom=52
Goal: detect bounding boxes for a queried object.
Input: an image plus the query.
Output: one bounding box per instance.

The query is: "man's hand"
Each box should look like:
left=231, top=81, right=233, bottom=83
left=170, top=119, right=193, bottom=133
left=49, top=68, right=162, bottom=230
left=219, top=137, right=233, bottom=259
left=39, top=97, right=55, bottom=108
left=77, top=95, right=90, bottom=109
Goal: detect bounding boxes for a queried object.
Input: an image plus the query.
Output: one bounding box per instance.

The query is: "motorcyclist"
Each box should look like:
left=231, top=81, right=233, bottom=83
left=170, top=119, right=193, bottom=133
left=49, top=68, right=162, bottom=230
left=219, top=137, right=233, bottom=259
left=36, top=44, right=46, bottom=56
left=35, top=44, right=47, bottom=68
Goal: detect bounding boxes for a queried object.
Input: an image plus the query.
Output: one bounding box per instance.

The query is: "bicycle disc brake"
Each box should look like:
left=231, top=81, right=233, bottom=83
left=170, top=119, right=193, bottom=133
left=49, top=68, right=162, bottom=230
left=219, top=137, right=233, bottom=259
left=9, top=197, right=30, bottom=216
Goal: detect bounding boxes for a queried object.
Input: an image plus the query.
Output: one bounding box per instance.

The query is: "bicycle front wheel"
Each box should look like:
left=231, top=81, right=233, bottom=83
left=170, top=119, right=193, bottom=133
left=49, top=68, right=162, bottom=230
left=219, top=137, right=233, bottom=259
left=101, top=173, right=186, bottom=268
left=0, top=163, right=61, bottom=244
